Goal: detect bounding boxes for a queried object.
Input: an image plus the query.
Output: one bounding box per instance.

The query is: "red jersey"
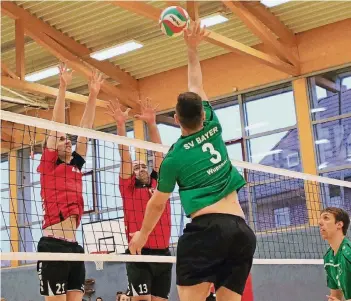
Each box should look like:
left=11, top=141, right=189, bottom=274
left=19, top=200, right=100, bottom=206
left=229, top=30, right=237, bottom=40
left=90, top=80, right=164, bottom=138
left=37, top=148, right=85, bottom=229
left=119, top=170, right=171, bottom=249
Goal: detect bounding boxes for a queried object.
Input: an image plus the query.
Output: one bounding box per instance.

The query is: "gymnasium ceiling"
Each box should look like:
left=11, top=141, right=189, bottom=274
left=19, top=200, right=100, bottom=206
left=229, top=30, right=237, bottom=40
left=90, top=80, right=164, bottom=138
left=1, top=1, right=351, bottom=112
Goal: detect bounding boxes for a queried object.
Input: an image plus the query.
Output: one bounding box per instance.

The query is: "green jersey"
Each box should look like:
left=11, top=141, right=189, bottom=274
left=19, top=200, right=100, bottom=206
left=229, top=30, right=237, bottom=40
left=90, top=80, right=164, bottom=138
left=323, top=237, right=351, bottom=300
left=157, top=101, right=246, bottom=216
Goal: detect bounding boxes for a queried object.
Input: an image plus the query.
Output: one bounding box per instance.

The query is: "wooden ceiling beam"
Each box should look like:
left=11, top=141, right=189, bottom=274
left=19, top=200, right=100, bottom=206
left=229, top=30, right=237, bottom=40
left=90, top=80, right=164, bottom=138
left=241, top=2, right=296, bottom=46
left=111, top=1, right=160, bottom=21
left=222, top=1, right=299, bottom=68
left=1, top=62, right=19, bottom=79
left=23, top=25, right=138, bottom=109
left=111, top=1, right=299, bottom=75
left=15, top=19, right=25, bottom=80
left=1, top=2, right=138, bottom=90
left=186, top=1, right=199, bottom=21
left=315, top=76, right=340, bottom=93
left=205, top=30, right=299, bottom=75
left=1, top=76, right=108, bottom=108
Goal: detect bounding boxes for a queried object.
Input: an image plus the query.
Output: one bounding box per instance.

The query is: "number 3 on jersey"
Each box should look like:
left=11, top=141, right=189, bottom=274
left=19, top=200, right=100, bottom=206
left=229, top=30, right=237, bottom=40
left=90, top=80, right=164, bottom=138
left=202, top=143, right=222, bottom=164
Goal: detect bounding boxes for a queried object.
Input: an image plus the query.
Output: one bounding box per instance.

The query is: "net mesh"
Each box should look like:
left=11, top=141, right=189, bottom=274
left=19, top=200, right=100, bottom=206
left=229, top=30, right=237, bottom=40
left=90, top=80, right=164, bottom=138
left=1, top=110, right=350, bottom=266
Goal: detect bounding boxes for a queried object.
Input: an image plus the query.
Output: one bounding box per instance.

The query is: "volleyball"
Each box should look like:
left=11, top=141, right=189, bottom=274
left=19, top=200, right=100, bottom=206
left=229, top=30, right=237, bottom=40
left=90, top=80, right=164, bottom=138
left=159, top=6, right=190, bottom=37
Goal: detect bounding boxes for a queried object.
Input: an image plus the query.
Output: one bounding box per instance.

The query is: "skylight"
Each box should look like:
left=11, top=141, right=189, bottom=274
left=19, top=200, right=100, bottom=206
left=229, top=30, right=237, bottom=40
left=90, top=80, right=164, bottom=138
left=90, top=41, right=143, bottom=61
left=25, top=66, right=60, bottom=82
left=200, top=14, right=229, bottom=28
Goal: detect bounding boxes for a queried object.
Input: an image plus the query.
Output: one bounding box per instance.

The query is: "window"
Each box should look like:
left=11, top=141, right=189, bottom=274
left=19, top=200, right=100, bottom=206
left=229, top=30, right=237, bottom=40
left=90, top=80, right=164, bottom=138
left=342, top=76, right=351, bottom=89
left=314, top=117, right=351, bottom=170
left=97, top=130, right=134, bottom=168
left=98, top=168, right=122, bottom=220
left=215, top=105, right=241, bottom=141
left=1, top=229, right=10, bottom=266
left=287, top=152, right=300, bottom=168
left=274, top=207, right=291, bottom=227
left=244, top=89, right=296, bottom=136
left=158, top=124, right=181, bottom=147
left=248, top=131, right=301, bottom=171
left=1, top=159, right=9, bottom=189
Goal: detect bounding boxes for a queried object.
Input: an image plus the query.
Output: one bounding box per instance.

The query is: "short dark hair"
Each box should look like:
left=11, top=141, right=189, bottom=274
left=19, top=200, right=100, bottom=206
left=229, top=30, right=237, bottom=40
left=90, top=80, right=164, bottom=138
left=176, top=92, right=203, bottom=130
left=96, top=297, right=103, bottom=301
left=116, top=291, right=123, bottom=295
left=322, top=207, right=350, bottom=235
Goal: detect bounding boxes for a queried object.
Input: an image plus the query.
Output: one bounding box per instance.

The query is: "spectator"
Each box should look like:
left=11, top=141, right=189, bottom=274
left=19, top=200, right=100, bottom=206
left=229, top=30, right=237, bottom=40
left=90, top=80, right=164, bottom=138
left=116, top=291, right=123, bottom=301
left=96, top=297, right=103, bottom=301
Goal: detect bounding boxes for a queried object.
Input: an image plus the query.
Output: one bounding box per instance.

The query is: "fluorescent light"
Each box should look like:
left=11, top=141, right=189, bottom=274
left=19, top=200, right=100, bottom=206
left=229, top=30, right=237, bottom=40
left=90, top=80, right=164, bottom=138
left=25, top=66, right=60, bottom=82
left=200, top=14, right=228, bottom=28
left=315, top=139, right=330, bottom=145
left=311, top=107, right=326, bottom=113
left=90, top=41, right=143, bottom=61
left=261, top=0, right=292, bottom=8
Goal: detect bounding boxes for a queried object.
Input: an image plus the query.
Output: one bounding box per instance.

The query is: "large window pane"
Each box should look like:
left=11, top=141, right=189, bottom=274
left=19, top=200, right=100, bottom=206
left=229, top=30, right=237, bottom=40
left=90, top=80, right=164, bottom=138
left=1, top=160, right=9, bottom=189
left=98, top=168, right=122, bottom=220
left=314, top=117, right=351, bottom=170
left=248, top=130, right=302, bottom=171
left=30, top=153, right=41, bottom=183
left=97, top=131, right=134, bottom=168
left=81, top=140, right=93, bottom=172
left=215, top=105, right=241, bottom=141
left=158, top=124, right=181, bottom=147
left=30, top=185, right=43, bottom=223
left=1, top=190, right=10, bottom=227
left=1, top=230, right=10, bottom=267
left=82, top=174, right=95, bottom=212
left=310, top=78, right=351, bottom=121
left=227, top=143, right=243, bottom=161
left=342, top=76, right=351, bottom=89
left=319, top=170, right=351, bottom=212
left=244, top=90, right=296, bottom=136
left=252, top=179, right=308, bottom=232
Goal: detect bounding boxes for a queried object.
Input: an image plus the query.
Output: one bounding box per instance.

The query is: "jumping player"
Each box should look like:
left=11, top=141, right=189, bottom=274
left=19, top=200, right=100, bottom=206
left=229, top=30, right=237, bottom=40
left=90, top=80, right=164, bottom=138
left=129, top=20, right=256, bottom=301
left=106, top=99, right=172, bottom=301
left=37, top=64, right=103, bottom=301
left=319, top=207, right=351, bottom=301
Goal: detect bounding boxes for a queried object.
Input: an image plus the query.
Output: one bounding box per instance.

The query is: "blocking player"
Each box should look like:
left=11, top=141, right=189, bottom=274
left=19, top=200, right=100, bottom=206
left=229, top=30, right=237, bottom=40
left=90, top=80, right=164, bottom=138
left=37, top=64, right=103, bottom=301
left=129, top=20, right=256, bottom=301
left=319, top=207, right=351, bottom=301
left=106, top=99, right=172, bottom=301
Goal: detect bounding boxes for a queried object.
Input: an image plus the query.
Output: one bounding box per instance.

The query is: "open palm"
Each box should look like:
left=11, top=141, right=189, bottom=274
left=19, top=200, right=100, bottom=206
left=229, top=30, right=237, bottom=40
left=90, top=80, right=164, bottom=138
left=134, top=98, right=158, bottom=124
left=59, top=62, right=73, bottom=86
left=106, top=99, right=130, bottom=126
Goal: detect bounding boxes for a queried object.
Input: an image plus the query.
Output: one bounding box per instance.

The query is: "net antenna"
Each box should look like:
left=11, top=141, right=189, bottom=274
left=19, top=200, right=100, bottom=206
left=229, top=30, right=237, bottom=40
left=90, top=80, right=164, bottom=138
left=91, top=251, right=109, bottom=271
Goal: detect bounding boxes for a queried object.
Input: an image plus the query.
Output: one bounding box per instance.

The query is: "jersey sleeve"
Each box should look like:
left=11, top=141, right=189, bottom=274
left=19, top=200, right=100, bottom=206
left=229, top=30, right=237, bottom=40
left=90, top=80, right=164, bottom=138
left=157, top=155, right=177, bottom=193
left=203, top=101, right=219, bottom=124
left=71, top=151, right=86, bottom=170
left=37, top=148, right=58, bottom=174
left=326, top=273, right=339, bottom=290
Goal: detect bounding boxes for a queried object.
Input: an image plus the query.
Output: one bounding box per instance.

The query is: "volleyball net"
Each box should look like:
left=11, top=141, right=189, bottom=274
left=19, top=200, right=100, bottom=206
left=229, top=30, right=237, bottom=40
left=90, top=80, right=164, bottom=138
left=1, top=110, right=351, bottom=266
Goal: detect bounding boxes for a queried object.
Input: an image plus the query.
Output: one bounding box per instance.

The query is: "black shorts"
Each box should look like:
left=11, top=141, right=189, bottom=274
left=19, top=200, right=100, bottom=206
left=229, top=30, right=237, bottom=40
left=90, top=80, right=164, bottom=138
left=176, top=214, right=256, bottom=295
left=125, top=248, right=173, bottom=299
left=37, top=237, right=85, bottom=296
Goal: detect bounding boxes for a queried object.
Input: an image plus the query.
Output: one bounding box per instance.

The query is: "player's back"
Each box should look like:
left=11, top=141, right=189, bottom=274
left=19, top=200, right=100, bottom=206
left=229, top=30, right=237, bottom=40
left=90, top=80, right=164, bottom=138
left=160, top=101, right=246, bottom=217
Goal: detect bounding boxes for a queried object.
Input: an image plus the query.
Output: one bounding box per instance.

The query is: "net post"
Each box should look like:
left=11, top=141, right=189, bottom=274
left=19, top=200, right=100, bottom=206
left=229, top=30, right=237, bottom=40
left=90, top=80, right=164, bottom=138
left=133, top=119, right=148, bottom=163
left=9, top=150, right=19, bottom=267
left=293, top=78, right=322, bottom=226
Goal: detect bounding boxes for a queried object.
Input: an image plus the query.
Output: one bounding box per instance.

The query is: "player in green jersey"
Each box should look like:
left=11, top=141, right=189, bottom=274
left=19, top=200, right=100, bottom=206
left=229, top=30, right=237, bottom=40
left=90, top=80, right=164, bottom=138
left=129, top=20, right=256, bottom=301
left=320, top=207, right=351, bottom=301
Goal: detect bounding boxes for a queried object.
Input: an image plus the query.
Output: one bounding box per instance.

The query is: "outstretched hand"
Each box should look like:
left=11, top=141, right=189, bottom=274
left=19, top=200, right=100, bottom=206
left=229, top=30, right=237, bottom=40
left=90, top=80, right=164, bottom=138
left=183, top=19, right=209, bottom=50
left=105, top=99, right=131, bottom=126
left=88, top=69, right=104, bottom=96
left=59, top=62, right=74, bottom=87
left=134, top=98, right=159, bottom=125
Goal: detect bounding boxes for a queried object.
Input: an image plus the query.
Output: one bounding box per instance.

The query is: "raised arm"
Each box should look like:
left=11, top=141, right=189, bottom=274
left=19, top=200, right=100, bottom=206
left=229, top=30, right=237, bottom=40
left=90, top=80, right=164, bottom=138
left=76, top=69, right=103, bottom=159
left=46, top=63, right=73, bottom=151
left=184, top=20, right=209, bottom=101
left=184, top=21, right=219, bottom=123
left=134, top=98, right=163, bottom=172
left=106, top=100, right=132, bottom=179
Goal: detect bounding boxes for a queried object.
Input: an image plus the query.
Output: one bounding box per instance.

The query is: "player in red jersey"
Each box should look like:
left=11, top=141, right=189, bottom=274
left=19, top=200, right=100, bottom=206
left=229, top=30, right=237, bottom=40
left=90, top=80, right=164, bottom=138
left=106, top=98, right=172, bottom=301
left=37, top=63, right=103, bottom=301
